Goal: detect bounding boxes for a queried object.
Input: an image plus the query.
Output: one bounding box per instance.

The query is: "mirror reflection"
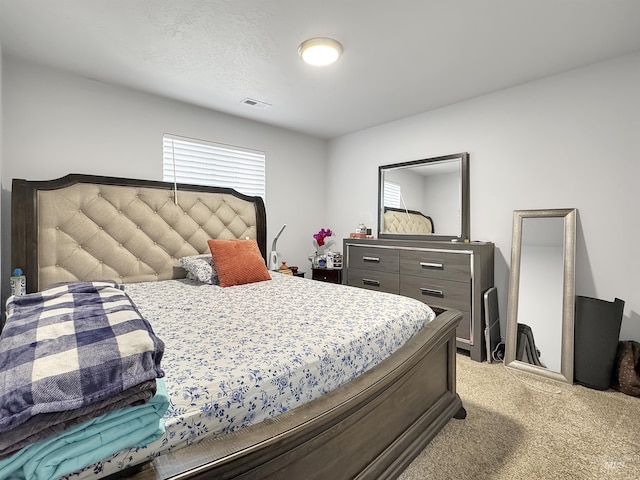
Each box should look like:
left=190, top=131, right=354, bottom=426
left=378, top=153, right=469, bottom=241
left=505, top=208, right=577, bottom=383
left=516, top=217, right=564, bottom=371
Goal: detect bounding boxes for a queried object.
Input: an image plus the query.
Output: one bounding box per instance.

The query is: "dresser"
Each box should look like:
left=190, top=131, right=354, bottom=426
left=343, top=238, right=494, bottom=361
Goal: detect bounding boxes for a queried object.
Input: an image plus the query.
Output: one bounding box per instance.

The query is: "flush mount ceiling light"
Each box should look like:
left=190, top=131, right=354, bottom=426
left=298, top=37, right=343, bottom=66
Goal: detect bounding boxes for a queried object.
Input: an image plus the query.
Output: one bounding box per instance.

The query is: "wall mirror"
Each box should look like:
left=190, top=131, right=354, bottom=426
left=505, top=208, right=577, bottom=383
left=378, top=152, right=469, bottom=241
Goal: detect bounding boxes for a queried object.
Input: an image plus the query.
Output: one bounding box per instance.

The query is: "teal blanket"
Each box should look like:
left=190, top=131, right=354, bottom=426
left=0, top=379, right=169, bottom=480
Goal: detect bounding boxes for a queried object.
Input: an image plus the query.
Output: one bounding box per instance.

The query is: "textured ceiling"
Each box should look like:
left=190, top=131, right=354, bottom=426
left=2, top=0, right=640, bottom=139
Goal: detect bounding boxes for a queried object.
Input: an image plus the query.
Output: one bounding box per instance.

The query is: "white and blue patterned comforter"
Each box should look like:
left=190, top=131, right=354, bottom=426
left=70, top=273, right=435, bottom=478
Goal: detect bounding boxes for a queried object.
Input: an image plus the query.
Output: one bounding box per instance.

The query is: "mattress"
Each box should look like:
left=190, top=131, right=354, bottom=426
left=68, top=273, right=436, bottom=478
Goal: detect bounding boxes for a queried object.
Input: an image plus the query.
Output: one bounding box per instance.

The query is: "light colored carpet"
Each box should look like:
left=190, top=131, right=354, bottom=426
left=398, top=353, right=640, bottom=480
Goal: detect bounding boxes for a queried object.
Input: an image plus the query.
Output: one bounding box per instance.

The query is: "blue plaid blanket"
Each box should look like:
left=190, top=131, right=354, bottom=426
left=0, top=281, right=165, bottom=438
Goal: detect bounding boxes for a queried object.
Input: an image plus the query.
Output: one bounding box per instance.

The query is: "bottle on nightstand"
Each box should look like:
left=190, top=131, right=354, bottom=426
left=326, top=252, right=334, bottom=268
left=10, top=268, right=26, bottom=296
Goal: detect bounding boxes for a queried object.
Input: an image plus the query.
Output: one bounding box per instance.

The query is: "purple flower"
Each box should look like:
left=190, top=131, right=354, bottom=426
left=313, top=228, right=333, bottom=246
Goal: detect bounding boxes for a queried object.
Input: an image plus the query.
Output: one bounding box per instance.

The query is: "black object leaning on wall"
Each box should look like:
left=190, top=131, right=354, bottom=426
left=574, top=296, right=625, bottom=390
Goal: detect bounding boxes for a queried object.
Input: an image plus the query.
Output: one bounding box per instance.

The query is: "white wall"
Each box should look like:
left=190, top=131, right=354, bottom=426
left=423, top=171, right=459, bottom=235
left=327, top=52, right=640, bottom=342
left=0, top=44, right=3, bottom=292
left=1, top=56, right=327, bottom=300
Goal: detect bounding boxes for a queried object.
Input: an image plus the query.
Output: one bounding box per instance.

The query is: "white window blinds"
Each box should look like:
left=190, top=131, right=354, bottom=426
left=163, top=134, right=266, bottom=198
left=383, top=181, right=401, bottom=208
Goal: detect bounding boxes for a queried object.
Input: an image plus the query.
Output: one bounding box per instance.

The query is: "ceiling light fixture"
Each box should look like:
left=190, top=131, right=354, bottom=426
left=298, top=37, right=343, bottom=66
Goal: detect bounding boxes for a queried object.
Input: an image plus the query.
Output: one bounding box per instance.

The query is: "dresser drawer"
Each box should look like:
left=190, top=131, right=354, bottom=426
left=348, top=246, right=399, bottom=273
left=401, top=276, right=473, bottom=343
left=400, top=250, right=470, bottom=282
left=400, top=275, right=470, bottom=313
left=454, top=310, right=472, bottom=343
left=346, top=267, right=399, bottom=294
left=312, top=268, right=342, bottom=284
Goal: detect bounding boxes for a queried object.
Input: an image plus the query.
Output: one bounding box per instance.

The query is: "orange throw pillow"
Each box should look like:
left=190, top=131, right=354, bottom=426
left=207, top=239, right=271, bottom=287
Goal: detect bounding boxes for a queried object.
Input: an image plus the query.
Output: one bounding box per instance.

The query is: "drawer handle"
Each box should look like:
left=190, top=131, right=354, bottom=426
left=362, top=256, right=380, bottom=263
left=420, top=262, right=444, bottom=270
left=420, top=287, right=444, bottom=298
left=362, top=278, right=380, bottom=287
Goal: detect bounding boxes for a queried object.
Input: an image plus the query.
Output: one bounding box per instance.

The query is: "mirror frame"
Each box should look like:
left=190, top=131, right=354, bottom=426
left=505, top=208, right=577, bottom=383
left=378, top=152, right=469, bottom=241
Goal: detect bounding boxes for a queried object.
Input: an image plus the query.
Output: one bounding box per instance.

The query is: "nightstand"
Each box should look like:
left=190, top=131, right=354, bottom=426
left=311, top=267, right=342, bottom=284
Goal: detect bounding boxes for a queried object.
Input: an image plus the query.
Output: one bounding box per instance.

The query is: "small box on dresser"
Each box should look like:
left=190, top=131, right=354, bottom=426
left=343, top=238, right=494, bottom=361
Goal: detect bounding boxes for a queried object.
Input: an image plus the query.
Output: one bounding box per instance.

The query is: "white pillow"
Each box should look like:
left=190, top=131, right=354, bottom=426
left=179, top=254, right=219, bottom=285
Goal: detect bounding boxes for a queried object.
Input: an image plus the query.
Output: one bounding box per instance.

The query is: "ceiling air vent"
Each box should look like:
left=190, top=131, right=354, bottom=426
left=241, top=98, right=271, bottom=109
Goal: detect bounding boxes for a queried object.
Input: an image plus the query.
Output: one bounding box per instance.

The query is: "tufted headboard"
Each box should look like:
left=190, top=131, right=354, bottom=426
left=12, top=174, right=267, bottom=293
left=382, top=207, right=434, bottom=235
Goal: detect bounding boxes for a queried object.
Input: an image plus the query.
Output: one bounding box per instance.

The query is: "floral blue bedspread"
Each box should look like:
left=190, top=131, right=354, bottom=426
left=67, top=273, right=435, bottom=478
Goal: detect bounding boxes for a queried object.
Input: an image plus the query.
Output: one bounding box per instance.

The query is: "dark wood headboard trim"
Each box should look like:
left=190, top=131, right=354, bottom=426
left=11, top=174, right=268, bottom=292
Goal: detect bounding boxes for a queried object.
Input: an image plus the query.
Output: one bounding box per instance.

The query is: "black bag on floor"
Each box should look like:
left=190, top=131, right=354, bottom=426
left=612, top=341, right=640, bottom=396
left=574, top=296, right=624, bottom=390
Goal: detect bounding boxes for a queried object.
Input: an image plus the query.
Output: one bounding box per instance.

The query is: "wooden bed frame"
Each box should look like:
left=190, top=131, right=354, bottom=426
left=11, top=174, right=465, bottom=480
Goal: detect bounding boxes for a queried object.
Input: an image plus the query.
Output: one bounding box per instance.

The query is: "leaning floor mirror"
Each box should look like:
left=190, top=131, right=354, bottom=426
left=505, top=208, right=577, bottom=383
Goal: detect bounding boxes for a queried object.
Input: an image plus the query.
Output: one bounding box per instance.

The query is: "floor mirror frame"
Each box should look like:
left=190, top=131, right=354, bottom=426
left=504, top=208, right=577, bottom=383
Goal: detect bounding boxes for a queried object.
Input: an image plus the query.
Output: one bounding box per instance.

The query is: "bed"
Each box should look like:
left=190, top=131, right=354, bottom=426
left=9, top=174, right=464, bottom=480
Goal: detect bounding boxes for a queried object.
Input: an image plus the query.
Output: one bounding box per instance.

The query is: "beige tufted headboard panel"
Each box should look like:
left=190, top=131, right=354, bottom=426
left=382, top=207, right=434, bottom=235
left=12, top=174, right=267, bottom=292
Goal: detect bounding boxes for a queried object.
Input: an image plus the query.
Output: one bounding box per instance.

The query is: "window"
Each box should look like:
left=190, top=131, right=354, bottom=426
left=383, top=181, right=401, bottom=208
left=163, top=134, right=265, bottom=198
